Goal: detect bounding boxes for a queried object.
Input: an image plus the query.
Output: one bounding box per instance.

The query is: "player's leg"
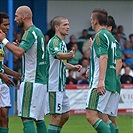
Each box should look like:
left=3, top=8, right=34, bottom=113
left=21, top=117, right=36, bottom=133
left=0, top=84, right=11, bottom=133
left=18, top=82, right=48, bottom=133
left=106, top=92, right=120, bottom=133
left=99, top=113, right=116, bottom=133
left=86, top=88, right=111, bottom=133
left=47, top=91, right=70, bottom=133
left=109, top=92, right=120, bottom=133
left=48, top=114, right=62, bottom=133
left=0, top=108, right=9, bottom=127
left=18, top=82, right=36, bottom=133
left=108, top=116, right=118, bottom=133
left=58, top=92, right=70, bottom=132
left=34, top=84, right=47, bottom=133
left=59, top=112, right=69, bottom=127
left=99, top=91, right=117, bottom=133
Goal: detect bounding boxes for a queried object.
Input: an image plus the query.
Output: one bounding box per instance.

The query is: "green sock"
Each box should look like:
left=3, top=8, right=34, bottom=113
left=108, top=120, right=116, bottom=133
left=23, top=120, right=36, bottom=133
left=0, top=127, right=8, bottom=133
left=93, top=119, right=111, bottom=133
left=115, top=126, right=119, bottom=133
left=48, top=124, right=59, bottom=133
left=36, top=120, right=47, bottom=133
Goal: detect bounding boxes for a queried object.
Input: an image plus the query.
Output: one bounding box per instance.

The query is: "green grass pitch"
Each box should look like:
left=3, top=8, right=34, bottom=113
left=9, top=114, right=133, bottom=133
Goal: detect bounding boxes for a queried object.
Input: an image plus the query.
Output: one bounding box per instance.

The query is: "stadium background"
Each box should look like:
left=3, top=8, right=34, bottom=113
left=0, top=0, right=133, bottom=116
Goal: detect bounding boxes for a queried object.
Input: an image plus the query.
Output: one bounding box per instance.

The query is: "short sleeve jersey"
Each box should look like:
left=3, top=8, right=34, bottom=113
left=89, top=28, right=117, bottom=92
left=46, top=35, right=67, bottom=92
left=115, top=40, right=122, bottom=94
left=19, top=25, right=46, bottom=84
left=0, top=43, right=5, bottom=84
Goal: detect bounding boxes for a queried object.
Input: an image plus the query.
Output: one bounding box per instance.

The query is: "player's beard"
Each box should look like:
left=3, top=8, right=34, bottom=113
left=17, top=21, right=24, bottom=28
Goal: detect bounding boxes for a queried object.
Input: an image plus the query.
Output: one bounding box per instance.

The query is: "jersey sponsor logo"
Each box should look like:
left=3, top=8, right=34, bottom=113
left=39, top=61, right=46, bottom=65
left=54, top=47, right=58, bottom=51
left=0, top=50, right=4, bottom=61
left=110, top=65, right=116, bottom=69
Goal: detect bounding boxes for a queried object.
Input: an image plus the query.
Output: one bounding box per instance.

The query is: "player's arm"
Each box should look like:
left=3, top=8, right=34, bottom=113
left=0, top=30, right=25, bottom=58
left=116, top=59, right=122, bottom=77
left=56, top=47, right=75, bottom=60
left=97, top=54, right=108, bottom=95
left=4, top=65, right=21, bottom=80
left=3, top=41, right=24, bottom=58
left=99, top=55, right=108, bottom=81
left=66, top=63, right=82, bottom=72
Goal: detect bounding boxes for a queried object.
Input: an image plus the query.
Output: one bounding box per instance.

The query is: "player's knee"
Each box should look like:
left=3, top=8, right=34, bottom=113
left=86, top=110, right=98, bottom=125
left=50, top=114, right=61, bottom=124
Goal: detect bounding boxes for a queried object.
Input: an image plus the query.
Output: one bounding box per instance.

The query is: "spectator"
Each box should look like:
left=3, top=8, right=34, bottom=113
left=129, top=33, right=133, bottom=48
left=13, top=31, right=23, bottom=73
left=82, top=50, right=91, bottom=62
left=117, top=25, right=127, bottom=40
left=67, top=43, right=83, bottom=65
left=120, top=66, right=133, bottom=84
left=77, top=72, right=89, bottom=84
left=77, top=29, right=90, bottom=53
left=45, top=20, right=55, bottom=44
left=116, top=25, right=127, bottom=50
left=122, top=40, right=133, bottom=69
left=76, top=57, right=89, bottom=80
left=88, top=26, right=96, bottom=38
left=66, top=69, right=77, bottom=84
left=67, top=34, right=77, bottom=50
left=120, top=66, right=133, bottom=77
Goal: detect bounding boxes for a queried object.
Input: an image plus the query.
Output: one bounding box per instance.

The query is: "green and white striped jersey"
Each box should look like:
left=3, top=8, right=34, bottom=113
left=89, top=28, right=117, bottom=92
left=46, top=35, right=67, bottom=92
left=19, top=25, right=47, bottom=84
left=0, top=42, right=5, bottom=84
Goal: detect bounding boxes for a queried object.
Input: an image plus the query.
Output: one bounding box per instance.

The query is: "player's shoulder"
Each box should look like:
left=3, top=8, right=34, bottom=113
left=26, top=25, right=42, bottom=34
left=48, top=35, right=61, bottom=47
left=94, top=28, right=108, bottom=43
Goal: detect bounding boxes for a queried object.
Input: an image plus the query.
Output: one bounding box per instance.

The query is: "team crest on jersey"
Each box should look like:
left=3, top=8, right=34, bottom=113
left=62, top=59, right=67, bottom=65
left=53, top=38, right=58, bottom=46
left=0, top=50, right=4, bottom=61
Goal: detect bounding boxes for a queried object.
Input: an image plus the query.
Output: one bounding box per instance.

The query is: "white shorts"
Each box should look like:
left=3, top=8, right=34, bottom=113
left=103, top=92, right=120, bottom=116
left=86, top=88, right=114, bottom=113
left=0, top=84, right=11, bottom=108
left=17, top=82, right=47, bottom=120
left=46, top=91, right=70, bottom=114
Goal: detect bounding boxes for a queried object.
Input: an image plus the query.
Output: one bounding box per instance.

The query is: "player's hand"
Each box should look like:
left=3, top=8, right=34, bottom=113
left=13, top=73, right=21, bottom=81
left=85, top=69, right=89, bottom=78
left=0, top=30, right=6, bottom=42
left=69, top=47, right=75, bottom=58
left=97, top=80, right=106, bottom=95
left=1, top=74, right=15, bottom=87
left=88, top=37, right=93, bottom=48
left=73, top=65, right=82, bottom=72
